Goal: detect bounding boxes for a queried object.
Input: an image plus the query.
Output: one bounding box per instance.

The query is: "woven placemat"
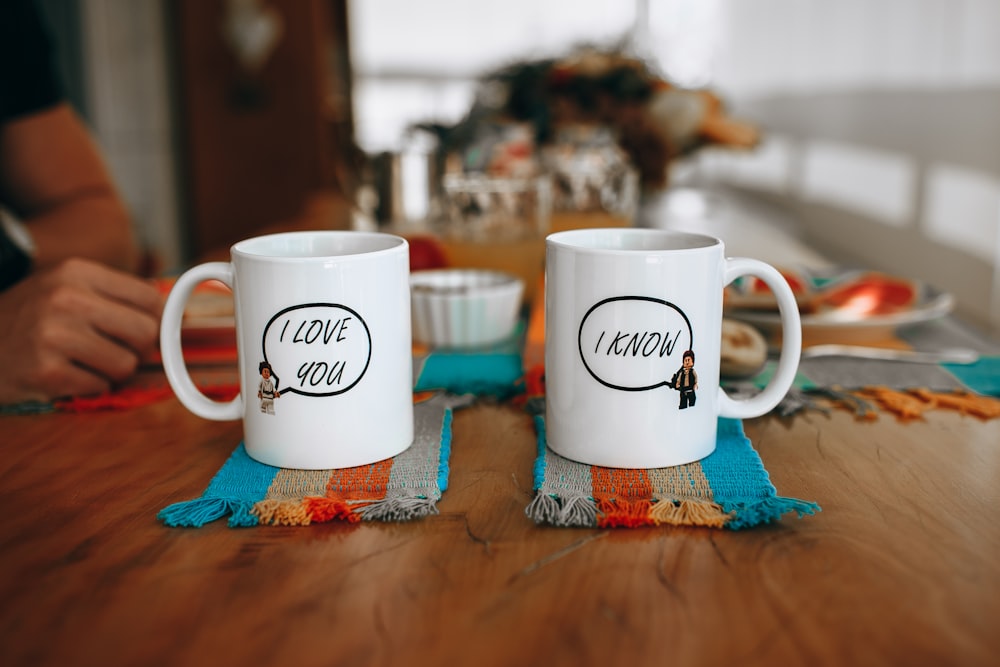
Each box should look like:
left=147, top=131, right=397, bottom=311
left=735, top=318, right=1000, bottom=419
left=527, top=415, right=819, bottom=530
left=159, top=394, right=467, bottom=527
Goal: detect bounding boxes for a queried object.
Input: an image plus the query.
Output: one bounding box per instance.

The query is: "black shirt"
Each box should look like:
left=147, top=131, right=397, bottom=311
left=0, top=0, right=63, bottom=123
left=0, top=0, right=64, bottom=289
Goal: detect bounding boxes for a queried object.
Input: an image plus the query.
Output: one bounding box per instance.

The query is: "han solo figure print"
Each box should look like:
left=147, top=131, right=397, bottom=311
left=671, top=349, right=698, bottom=409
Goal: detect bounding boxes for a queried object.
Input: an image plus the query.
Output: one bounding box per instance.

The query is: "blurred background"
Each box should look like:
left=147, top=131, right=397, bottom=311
left=37, top=0, right=1000, bottom=333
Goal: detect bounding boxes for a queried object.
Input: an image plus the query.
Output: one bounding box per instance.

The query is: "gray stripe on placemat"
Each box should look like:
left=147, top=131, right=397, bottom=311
left=897, top=318, right=1000, bottom=356
left=528, top=440, right=598, bottom=527
left=799, top=316, right=999, bottom=391
left=799, top=357, right=967, bottom=391
left=354, top=394, right=469, bottom=521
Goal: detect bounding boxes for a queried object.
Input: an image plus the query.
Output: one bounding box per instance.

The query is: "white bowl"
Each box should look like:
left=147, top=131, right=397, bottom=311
left=410, top=269, right=524, bottom=348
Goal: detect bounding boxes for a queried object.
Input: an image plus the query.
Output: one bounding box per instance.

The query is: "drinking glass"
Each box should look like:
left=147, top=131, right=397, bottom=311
left=434, top=174, right=552, bottom=305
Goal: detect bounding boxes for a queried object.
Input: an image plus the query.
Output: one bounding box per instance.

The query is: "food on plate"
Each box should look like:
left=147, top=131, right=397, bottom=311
left=725, top=269, right=921, bottom=318
left=723, top=267, right=814, bottom=311
left=808, top=272, right=918, bottom=317
left=719, top=319, right=768, bottom=379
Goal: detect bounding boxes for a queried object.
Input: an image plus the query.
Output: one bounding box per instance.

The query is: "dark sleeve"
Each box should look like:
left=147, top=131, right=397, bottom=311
left=0, top=0, right=65, bottom=122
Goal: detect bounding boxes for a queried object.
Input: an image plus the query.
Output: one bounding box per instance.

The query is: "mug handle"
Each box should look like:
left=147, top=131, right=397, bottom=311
left=160, top=262, right=243, bottom=421
left=717, top=258, right=802, bottom=419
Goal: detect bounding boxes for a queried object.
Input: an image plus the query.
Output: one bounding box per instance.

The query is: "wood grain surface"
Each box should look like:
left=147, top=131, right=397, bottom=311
left=2, top=390, right=998, bottom=667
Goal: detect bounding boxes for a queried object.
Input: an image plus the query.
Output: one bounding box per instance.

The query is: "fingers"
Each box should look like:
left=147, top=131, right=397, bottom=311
left=0, top=258, right=170, bottom=403
left=56, top=257, right=164, bottom=316
left=96, top=267, right=164, bottom=318
left=44, top=259, right=162, bottom=353
left=47, top=292, right=157, bottom=376
left=89, top=292, right=161, bottom=360
left=1, top=334, right=113, bottom=403
left=33, top=354, right=113, bottom=400
left=38, top=312, right=143, bottom=383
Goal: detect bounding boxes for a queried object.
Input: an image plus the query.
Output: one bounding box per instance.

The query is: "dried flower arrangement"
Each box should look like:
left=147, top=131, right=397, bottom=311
left=417, top=47, right=761, bottom=190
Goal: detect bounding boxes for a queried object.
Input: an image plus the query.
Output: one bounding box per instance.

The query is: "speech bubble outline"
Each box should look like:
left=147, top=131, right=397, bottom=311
left=261, top=302, right=372, bottom=398
left=577, top=295, right=693, bottom=392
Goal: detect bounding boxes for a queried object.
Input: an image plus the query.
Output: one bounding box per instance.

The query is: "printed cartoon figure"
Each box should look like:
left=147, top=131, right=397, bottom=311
left=670, top=349, right=698, bottom=409
left=258, top=361, right=280, bottom=414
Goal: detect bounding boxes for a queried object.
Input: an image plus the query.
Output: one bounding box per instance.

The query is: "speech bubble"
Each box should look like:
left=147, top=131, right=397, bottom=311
left=578, top=296, right=693, bottom=392
left=261, top=303, right=371, bottom=397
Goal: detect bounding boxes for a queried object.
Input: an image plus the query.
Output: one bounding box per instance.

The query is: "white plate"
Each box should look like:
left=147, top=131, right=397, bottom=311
left=728, top=284, right=955, bottom=343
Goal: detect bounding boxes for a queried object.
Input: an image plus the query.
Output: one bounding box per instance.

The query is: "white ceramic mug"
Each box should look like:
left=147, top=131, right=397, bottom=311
left=545, top=228, right=801, bottom=468
left=160, top=231, right=414, bottom=469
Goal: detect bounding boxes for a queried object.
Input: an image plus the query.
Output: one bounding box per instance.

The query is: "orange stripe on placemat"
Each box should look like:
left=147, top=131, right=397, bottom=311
left=313, top=457, right=397, bottom=521
left=591, top=467, right=656, bottom=528
left=331, top=457, right=395, bottom=499
left=304, top=497, right=358, bottom=523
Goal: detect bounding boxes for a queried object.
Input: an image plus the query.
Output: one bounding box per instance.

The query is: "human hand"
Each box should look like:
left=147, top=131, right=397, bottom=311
left=0, top=258, right=164, bottom=403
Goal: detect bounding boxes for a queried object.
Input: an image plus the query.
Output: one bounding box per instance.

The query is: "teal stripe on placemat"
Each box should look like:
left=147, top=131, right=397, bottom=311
left=532, top=414, right=547, bottom=493
left=437, top=408, right=453, bottom=493
left=157, top=444, right=279, bottom=528
left=0, top=401, right=55, bottom=415
left=415, top=352, right=524, bottom=398
left=943, top=355, right=1000, bottom=396
left=699, top=419, right=776, bottom=505
left=699, top=418, right=820, bottom=530
left=750, top=360, right=816, bottom=391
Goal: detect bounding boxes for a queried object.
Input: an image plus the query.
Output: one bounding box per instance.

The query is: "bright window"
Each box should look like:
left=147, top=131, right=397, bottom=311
left=348, top=0, right=722, bottom=151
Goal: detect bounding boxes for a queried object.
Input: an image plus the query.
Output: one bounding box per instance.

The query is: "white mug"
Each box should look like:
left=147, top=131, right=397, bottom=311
left=545, top=228, right=801, bottom=468
left=160, top=231, right=414, bottom=469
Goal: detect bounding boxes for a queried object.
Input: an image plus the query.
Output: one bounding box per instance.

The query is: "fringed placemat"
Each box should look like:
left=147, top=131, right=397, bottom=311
left=527, top=415, right=819, bottom=530
left=745, top=317, right=1000, bottom=420
left=158, top=394, right=466, bottom=527
left=734, top=355, right=1000, bottom=421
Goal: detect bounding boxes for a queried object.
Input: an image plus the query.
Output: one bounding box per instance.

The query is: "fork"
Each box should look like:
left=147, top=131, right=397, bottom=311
left=800, top=345, right=980, bottom=365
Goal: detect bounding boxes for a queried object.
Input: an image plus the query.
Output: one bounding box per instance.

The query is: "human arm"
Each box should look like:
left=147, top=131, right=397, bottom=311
left=0, top=103, right=141, bottom=273
left=0, top=2, right=162, bottom=404
left=0, top=107, right=165, bottom=403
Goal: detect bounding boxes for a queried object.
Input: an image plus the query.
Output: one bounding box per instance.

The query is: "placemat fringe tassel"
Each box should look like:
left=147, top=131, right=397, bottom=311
left=649, top=498, right=731, bottom=528
left=525, top=493, right=597, bottom=527
left=722, top=497, right=820, bottom=530
left=597, top=498, right=655, bottom=528
left=304, top=497, right=360, bottom=523
left=157, top=497, right=257, bottom=528
left=354, top=496, right=440, bottom=522
left=254, top=498, right=320, bottom=526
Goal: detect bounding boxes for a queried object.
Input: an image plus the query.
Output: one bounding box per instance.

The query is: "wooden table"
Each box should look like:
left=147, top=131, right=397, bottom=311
left=2, top=380, right=999, bottom=666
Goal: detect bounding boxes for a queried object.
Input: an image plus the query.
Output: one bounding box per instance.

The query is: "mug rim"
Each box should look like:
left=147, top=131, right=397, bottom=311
left=546, top=227, right=721, bottom=254
left=232, top=230, right=407, bottom=261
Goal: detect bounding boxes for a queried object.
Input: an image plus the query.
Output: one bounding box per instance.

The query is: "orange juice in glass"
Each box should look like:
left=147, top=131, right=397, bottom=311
left=550, top=208, right=633, bottom=233
left=435, top=174, right=552, bottom=305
